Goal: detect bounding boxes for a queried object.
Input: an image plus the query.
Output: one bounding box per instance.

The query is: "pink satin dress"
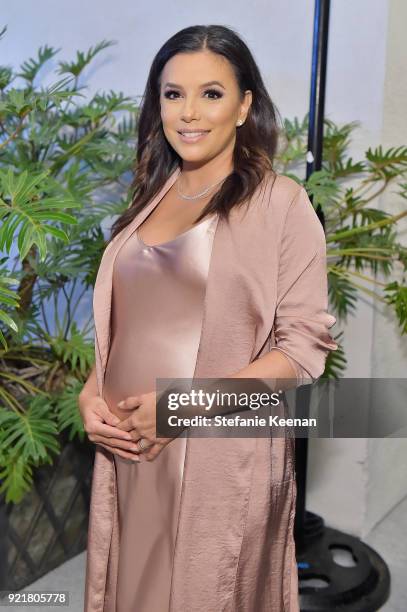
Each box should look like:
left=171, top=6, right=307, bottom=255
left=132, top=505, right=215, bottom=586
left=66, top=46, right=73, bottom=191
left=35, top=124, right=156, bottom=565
left=102, top=212, right=219, bottom=612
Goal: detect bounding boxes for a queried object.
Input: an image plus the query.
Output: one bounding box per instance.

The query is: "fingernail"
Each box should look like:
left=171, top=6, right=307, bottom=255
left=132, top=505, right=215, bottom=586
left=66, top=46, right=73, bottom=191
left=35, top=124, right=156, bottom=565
left=124, top=433, right=132, bottom=440
left=118, top=401, right=124, bottom=408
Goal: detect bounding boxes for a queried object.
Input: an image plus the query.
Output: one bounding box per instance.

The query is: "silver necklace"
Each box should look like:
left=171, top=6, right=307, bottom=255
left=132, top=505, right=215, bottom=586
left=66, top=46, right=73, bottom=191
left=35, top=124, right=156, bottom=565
left=176, top=173, right=228, bottom=200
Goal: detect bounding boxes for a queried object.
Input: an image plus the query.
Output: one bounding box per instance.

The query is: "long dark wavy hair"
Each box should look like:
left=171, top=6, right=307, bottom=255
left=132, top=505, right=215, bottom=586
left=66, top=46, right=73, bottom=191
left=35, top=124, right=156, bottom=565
left=110, top=24, right=282, bottom=241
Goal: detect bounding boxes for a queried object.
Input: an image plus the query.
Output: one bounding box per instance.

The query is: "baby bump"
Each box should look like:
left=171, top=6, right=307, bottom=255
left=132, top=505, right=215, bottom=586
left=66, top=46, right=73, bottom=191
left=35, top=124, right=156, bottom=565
left=103, top=331, right=199, bottom=422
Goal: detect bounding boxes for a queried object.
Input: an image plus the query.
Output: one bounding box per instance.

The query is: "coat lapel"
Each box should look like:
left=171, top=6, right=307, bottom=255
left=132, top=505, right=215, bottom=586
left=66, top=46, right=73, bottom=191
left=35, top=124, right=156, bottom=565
left=169, top=176, right=277, bottom=612
left=92, top=166, right=181, bottom=393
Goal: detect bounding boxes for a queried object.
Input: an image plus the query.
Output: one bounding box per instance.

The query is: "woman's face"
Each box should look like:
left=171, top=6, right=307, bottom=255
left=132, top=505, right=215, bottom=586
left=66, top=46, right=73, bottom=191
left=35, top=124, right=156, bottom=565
left=160, top=50, right=252, bottom=166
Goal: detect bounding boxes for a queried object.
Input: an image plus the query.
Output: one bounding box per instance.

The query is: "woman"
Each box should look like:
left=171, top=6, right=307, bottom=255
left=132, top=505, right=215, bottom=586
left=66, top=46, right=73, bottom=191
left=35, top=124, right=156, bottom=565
left=79, top=24, right=337, bottom=612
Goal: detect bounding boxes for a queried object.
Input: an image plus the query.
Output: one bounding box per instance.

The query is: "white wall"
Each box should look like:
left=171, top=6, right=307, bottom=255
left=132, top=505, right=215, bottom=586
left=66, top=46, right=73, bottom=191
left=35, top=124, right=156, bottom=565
left=367, top=0, right=407, bottom=531
left=2, top=0, right=406, bottom=534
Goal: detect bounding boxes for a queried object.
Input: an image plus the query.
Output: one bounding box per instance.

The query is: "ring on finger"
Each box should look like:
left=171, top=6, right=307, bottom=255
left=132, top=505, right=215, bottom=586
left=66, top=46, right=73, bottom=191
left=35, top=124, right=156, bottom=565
left=137, top=438, right=150, bottom=452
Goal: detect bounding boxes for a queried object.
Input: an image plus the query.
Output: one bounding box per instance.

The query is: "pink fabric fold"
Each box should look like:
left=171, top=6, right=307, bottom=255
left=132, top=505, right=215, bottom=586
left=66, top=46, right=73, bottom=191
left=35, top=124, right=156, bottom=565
left=271, top=186, right=338, bottom=383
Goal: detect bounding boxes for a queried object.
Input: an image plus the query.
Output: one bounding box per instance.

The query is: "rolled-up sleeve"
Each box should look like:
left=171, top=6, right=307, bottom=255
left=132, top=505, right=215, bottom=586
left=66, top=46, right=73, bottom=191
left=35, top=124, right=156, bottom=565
left=269, top=186, right=338, bottom=385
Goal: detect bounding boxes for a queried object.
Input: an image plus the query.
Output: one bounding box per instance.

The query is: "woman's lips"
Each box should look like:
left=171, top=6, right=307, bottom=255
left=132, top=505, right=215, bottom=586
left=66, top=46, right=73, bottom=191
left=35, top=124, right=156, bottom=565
left=177, top=131, right=210, bottom=143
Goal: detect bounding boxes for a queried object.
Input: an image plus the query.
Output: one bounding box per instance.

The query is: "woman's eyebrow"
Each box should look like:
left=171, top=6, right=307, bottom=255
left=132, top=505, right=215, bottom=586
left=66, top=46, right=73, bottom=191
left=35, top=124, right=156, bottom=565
left=163, top=80, right=226, bottom=90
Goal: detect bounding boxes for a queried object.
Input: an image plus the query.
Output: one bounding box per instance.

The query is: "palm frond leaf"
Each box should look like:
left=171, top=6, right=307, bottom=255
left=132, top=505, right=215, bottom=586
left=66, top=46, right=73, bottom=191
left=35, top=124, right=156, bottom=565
left=55, top=379, right=86, bottom=441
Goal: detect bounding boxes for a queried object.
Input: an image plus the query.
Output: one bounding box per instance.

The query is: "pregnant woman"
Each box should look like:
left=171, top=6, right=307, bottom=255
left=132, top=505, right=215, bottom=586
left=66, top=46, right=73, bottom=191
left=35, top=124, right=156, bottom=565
left=79, top=24, right=337, bottom=612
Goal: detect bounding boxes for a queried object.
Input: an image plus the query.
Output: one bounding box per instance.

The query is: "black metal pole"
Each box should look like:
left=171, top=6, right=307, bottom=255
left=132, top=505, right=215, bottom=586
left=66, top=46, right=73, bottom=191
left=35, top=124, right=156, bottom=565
left=306, top=0, right=330, bottom=181
left=294, top=1, right=391, bottom=610
left=294, top=0, right=330, bottom=548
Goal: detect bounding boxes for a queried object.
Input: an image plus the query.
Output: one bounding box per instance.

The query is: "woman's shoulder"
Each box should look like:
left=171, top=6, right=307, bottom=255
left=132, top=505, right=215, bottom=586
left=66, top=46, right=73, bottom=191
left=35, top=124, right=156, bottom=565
left=264, top=170, right=304, bottom=203
left=252, top=170, right=305, bottom=216
left=251, top=170, right=324, bottom=242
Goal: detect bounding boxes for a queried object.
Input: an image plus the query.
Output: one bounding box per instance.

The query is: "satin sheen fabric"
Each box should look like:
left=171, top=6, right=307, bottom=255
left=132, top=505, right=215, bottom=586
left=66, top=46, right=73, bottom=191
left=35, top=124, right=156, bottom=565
left=103, top=213, right=217, bottom=611
left=85, top=166, right=338, bottom=612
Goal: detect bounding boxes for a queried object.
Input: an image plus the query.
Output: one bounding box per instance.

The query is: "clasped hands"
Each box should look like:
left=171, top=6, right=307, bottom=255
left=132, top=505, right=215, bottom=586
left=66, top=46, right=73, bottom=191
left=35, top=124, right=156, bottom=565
left=89, top=391, right=176, bottom=462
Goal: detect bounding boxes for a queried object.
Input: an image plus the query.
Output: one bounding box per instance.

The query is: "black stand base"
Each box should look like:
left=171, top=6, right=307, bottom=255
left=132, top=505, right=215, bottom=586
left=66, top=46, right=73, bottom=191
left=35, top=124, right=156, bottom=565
left=296, top=511, right=391, bottom=611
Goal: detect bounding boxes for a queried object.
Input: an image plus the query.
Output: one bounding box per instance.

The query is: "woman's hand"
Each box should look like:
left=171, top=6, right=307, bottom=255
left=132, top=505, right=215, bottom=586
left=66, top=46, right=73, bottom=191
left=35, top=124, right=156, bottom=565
left=78, top=394, right=141, bottom=462
left=115, top=391, right=177, bottom=462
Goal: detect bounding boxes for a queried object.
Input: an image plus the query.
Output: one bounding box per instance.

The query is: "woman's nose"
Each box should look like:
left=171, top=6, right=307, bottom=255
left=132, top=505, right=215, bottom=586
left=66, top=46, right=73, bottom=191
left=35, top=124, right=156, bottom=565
left=180, top=97, right=200, bottom=121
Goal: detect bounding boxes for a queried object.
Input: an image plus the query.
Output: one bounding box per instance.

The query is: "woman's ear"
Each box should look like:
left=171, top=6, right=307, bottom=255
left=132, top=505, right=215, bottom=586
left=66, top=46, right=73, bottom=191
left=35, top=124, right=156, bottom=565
left=240, top=90, right=253, bottom=122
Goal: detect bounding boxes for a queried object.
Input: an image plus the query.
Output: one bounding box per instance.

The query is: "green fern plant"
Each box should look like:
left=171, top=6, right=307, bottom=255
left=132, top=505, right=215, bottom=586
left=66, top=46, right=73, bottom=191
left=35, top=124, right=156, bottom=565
left=276, top=117, right=407, bottom=377
left=0, top=31, right=138, bottom=502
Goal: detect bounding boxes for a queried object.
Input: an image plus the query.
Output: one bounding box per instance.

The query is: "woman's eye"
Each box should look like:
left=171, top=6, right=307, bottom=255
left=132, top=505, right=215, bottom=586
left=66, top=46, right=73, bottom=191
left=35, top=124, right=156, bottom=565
left=164, top=90, right=180, bottom=100
left=204, top=89, right=223, bottom=99
left=163, top=89, right=223, bottom=100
